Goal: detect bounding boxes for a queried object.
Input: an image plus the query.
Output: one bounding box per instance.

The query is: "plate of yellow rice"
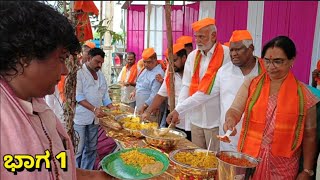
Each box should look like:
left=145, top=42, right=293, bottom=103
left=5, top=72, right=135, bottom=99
left=101, top=148, right=169, bottom=179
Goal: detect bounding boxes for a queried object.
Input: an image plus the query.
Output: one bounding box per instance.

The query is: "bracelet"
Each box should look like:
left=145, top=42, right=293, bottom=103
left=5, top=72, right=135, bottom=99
left=93, top=107, right=97, bottom=112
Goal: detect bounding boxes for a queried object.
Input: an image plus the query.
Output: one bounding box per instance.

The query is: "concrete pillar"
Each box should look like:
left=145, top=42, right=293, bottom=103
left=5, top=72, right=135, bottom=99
left=101, top=1, right=114, bottom=85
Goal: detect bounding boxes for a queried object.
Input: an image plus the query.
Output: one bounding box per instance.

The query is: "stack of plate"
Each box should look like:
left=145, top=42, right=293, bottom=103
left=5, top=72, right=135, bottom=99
left=109, top=84, right=121, bottom=104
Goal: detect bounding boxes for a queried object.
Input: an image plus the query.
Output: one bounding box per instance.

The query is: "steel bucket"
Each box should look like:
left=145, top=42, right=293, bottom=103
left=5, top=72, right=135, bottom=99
left=216, top=151, right=259, bottom=180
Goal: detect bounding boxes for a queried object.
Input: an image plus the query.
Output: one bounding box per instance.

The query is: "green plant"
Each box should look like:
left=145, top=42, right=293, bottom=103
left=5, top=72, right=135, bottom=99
left=96, top=17, right=124, bottom=45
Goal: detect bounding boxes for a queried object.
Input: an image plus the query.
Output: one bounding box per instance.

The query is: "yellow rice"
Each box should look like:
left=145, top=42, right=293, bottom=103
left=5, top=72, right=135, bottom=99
left=174, top=151, right=218, bottom=169
left=120, top=149, right=156, bottom=167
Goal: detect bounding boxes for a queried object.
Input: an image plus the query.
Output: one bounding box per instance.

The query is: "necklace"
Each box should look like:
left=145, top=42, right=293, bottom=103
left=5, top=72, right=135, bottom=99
left=35, top=112, right=60, bottom=180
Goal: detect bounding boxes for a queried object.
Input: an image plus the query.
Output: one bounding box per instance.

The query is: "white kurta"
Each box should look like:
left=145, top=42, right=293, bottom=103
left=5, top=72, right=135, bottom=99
left=176, top=43, right=230, bottom=129
left=157, top=72, right=190, bottom=131
left=117, top=66, right=136, bottom=104
left=177, top=59, right=260, bottom=151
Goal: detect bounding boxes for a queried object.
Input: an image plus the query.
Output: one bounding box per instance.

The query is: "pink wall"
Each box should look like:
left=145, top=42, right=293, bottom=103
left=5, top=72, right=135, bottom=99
left=126, top=5, right=145, bottom=60
left=215, top=1, right=248, bottom=44
left=162, top=2, right=199, bottom=59
left=262, top=1, right=318, bottom=83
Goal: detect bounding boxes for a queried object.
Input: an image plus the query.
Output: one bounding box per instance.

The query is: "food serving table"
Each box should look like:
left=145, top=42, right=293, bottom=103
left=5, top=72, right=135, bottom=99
left=99, top=104, right=201, bottom=180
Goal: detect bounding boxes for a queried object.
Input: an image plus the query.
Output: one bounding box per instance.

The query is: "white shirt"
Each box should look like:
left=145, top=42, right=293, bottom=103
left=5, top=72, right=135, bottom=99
left=157, top=72, right=189, bottom=130
left=177, top=59, right=260, bottom=151
left=74, top=64, right=112, bottom=125
left=45, top=86, right=65, bottom=127
left=117, top=66, right=136, bottom=103
left=175, top=43, right=230, bottom=129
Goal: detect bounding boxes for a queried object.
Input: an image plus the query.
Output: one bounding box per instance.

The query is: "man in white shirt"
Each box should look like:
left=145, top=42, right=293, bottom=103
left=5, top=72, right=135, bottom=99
left=74, top=48, right=114, bottom=170
left=166, top=18, right=230, bottom=151
left=117, top=52, right=137, bottom=108
left=141, top=43, right=191, bottom=140
left=168, top=30, right=264, bottom=151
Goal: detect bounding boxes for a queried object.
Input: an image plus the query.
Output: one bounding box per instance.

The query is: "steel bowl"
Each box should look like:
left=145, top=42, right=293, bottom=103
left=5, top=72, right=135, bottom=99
left=115, top=114, right=157, bottom=138
left=169, top=148, right=218, bottom=179
left=141, top=128, right=187, bottom=150
left=216, top=151, right=259, bottom=180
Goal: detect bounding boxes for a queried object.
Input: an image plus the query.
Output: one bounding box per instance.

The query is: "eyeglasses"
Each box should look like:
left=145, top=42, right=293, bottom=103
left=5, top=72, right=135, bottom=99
left=262, top=58, right=286, bottom=68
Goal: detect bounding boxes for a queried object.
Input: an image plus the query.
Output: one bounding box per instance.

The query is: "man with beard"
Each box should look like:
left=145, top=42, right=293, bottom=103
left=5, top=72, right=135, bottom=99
left=168, top=30, right=265, bottom=151
left=74, top=48, right=114, bottom=169
left=141, top=43, right=191, bottom=140
left=166, top=18, right=230, bottom=151
left=117, top=52, right=138, bottom=108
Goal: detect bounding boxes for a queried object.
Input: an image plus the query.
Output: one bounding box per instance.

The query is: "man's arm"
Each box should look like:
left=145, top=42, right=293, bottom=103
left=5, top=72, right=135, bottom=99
left=175, top=69, right=222, bottom=116
left=146, top=79, right=168, bottom=114
left=145, top=73, right=164, bottom=106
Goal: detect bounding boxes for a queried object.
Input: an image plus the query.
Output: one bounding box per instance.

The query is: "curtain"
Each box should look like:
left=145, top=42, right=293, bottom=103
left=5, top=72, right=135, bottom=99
left=162, top=2, right=200, bottom=59
left=126, top=5, right=145, bottom=60
left=215, top=1, right=248, bottom=44
left=262, top=1, right=318, bottom=83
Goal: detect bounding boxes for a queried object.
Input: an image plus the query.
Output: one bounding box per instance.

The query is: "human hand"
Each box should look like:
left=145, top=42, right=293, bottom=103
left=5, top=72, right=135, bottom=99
left=166, top=110, right=180, bottom=125
left=141, top=111, right=151, bottom=121
left=155, top=74, right=164, bottom=83
left=94, top=107, right=107, bottom=118
left=129, top=91, right=135, bottom=100
left=137, top=105, right=147, bottom=115
left=223, top=117, right=237, bottom=136
left=296, top=171, right=312, bottom=180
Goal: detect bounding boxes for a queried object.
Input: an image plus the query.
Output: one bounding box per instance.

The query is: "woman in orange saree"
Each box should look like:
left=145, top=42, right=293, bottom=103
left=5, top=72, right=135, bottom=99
left=224, top=36, right=318, bottom=180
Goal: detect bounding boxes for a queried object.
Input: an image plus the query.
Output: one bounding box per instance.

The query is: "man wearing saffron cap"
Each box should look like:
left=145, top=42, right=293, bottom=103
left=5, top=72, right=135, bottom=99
left=170, top=30, right=265, bottom=151
left=141, top=43, right=191, bottom=140
left=81, top=41, right=96, bottom=64
left=133, top=47, right=165, bottom=114
left=117, top=52, right=137, bottom=108
left=166, top=18, right=230, bottom=151
left=176, top=35, right=194, bottom=55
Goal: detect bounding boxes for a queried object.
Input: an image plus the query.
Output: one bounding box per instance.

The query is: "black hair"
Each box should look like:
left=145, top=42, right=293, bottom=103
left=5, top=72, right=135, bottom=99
left=177, top=49, right=187, bottom=58
left=88, top=48, right=105, bottom=59
left=185, top=43, right=193, bottom=49
left=127, top=52, right=136, bottom=59
left=261, top=36, right=296, bottom=60
left=0, top=1, right=81, bottom=76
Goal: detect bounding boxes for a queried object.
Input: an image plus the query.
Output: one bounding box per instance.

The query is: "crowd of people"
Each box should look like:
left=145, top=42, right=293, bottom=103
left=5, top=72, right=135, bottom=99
left=0, top=1, right=319, bottom=180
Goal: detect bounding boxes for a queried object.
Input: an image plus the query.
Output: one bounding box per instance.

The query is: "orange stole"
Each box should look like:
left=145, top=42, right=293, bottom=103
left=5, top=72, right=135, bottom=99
left=165, top=69, right=173, bottom=96
left=189, top=43, right=224, bottom=96
left=238, top=72, right=307, bottom=158
left=57, top=75, right=66, bottom=102
left=120, top=64, right=138, bottom=84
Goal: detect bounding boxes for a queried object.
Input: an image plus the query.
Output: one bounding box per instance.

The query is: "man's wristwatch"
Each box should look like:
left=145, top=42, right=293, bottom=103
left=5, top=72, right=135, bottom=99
left=303, top=169, right=314, bottom=176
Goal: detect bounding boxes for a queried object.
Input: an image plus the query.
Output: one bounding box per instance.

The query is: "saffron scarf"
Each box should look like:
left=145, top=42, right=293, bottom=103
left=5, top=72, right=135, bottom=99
left=120, top=64, right=138, bottom=85
left=165, top=68, right=174, bottom=97
left=189, top=42, right=224, bottom=96
left=238, top=71, right=307, bottom=158
left=57, top=75, right=66, bottom=102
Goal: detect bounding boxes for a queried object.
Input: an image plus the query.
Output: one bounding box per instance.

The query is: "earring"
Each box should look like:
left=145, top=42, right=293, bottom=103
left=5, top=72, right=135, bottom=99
left=290, top=65, right=293, bottom=68
left=23, top=63, right=28, bottom=67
